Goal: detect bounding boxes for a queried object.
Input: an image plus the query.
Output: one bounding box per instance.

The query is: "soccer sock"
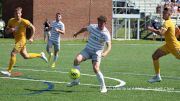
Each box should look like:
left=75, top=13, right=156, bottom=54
left=153, top=60, right=160, bottom=76
left=96, top=71, right=106, bottom=87
left=74, top=65, right=80, bottom=71
left=53, top=55, right=58, bottom=63
left=28, top=53, right=41, bottom=59
left=7, top=55, right=16, bottom=72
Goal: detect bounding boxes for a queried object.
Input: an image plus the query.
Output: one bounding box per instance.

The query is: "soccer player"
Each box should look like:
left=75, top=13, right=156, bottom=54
left=67, top=15, right=111, bottom=93
left=46, top=13, right=65, bottom=68
left=43, top=18, right=51, bottom=42
left=147, top=7, right=180, bottom=83
left=0, top=7, right=48, bottom=77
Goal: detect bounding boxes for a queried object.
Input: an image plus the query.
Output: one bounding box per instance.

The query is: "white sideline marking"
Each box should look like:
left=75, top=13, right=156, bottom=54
left=0, top=68, right=126, bottom=88
left=0, top=68, right=180, bottom=93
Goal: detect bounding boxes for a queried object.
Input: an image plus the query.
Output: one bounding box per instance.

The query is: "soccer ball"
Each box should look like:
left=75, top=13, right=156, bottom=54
left=69, top=68, right=80, bottom=79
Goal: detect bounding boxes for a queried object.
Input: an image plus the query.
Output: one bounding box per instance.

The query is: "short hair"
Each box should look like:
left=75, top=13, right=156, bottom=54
left=164, top=7, right=173, bottom=13
left=15, top=7, right=22, bottom=12
left=56, top=13, right=61, bottom=16
left=97, top=15, right=107, bottom=22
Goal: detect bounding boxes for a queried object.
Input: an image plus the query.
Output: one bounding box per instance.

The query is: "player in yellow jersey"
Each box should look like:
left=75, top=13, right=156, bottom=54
left=147, top=7, right=180, bottom=83
left=0, top=7, right=48, bottom=77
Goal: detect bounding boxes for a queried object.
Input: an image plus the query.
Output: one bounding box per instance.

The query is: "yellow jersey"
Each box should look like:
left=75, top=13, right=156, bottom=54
left=7, top=18, right=32, bottom=43
left=163, top=19, right=180, bottom=49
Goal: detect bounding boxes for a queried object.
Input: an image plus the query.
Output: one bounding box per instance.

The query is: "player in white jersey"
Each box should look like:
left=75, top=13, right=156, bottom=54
left=46, top=13, right=65, bottom=68
left=67, top=15, right=111, bottom=93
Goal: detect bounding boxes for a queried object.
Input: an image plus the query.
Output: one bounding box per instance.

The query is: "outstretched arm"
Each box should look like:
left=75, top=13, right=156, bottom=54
left=147, top=26, right=167, bottom=36
left=73, top=27, right=87, bottom=38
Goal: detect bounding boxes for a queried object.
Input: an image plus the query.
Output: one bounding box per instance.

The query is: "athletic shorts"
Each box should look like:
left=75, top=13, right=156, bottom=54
left=159, top=44, right=180, bottom=59
left=80, top=48, right=102, bottom=63
left=14, top=41, right=26, bottom=52
left=47, top=40, right=60, bottom=51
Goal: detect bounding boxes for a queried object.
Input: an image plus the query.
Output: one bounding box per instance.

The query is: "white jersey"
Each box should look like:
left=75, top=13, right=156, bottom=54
left=49, top=21, right=65, bottom=43
left=86, top=24, right=111, bottom=51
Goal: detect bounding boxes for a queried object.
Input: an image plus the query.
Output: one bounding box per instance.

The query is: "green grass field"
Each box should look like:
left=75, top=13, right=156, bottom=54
left=0, top=39, right=179, bottom=101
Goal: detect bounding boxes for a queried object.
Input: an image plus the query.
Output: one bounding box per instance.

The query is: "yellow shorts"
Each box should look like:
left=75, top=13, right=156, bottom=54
left=14, top=41, right=26, bottom=52
left=159, top=44, right=180, bottom=59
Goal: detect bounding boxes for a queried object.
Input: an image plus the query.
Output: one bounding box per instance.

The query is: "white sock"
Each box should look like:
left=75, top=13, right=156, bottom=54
left=96, top=71, right=106, bottom=88
left=54, top=55, right=58, bottom=62
left=156, top=74, right=161, bottom=77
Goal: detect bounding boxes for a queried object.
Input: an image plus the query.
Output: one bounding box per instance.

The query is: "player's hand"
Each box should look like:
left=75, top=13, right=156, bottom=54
left=9, top=28, right=17, bottom=33
left=101, top=53, right=107, bottom=57
left=28, top=38, right=34, bottom=44
left=55, top=28, right=59, bottom=32
left=147, top=26, right=154, bottom=31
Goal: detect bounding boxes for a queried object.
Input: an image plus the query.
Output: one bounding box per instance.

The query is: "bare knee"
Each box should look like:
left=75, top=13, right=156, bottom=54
left=74, top=55, right=83, bottom=65
left=11, top=52, right=16, bottom=57
left=93, top=62, right=100, bottom=74
left=20, top=53, right=29, bottom=59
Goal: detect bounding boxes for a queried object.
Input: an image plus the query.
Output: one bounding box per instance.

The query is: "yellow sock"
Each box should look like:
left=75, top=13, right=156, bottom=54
left=153, top=60, right=160, bottom=74
left=7, top=55, right=16, bottom=72
left=28, top=53, right=41, bottom=59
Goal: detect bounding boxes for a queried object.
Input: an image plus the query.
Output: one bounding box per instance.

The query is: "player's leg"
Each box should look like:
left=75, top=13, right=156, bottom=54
left=1, top=41, right=24, bottom=76
left=148, top=47, right=167, bottom=83
left=67, top=49, right=89, bottom=87
left=51, top=43, right=60, bottom=68
left=92, top=52, right=107, bottom=93
left=44, top=31, right=46, bottom=42
left=0, top=48, right=18, bottom=76
left=46, top=40, right=53, bottom=62
left=20, top=47, right=48, bottom=63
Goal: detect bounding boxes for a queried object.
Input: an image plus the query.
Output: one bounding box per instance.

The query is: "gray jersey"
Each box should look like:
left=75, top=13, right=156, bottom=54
left=49, top=21, right=65, bottom=43
left=86, top=24, right=111, bottom=51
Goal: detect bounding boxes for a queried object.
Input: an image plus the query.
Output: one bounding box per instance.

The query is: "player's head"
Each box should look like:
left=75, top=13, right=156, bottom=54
left=163, top=7, right=172, bottom=20
left=56, top=13, right=62, bottom=21
left=97, top=15, right=107, bottom=30
left=14, top=7, right=22, bottom=19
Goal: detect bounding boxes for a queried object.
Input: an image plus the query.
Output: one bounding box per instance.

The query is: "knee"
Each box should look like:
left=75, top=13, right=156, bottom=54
left=152, top=54, right=159, bottom=60
left=74, top=56, right=82, bottom=65
left=11, top=52, right=16, bottom=57
left=23, top=56, right=29, bottom=59
left=93, top=66, right=100, bottom=74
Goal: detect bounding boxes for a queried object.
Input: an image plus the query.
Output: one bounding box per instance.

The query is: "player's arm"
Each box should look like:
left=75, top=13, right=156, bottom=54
left=147, top=26, right=167, bottom=36
left=102, top=41, right=111, bottom=57
left=55, top=28, right=65, bottom=35
left=5, top=20, right=16, bottom=34
left=73, top=27, right=87, bottom=38
left=5, top=26, right=16, bottom=34
left=28, top=23, right=35, bottom=43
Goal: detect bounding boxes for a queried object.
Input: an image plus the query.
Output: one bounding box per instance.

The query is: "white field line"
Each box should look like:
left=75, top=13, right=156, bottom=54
left=0, top=68, right=180, bottom=93
left=0, top=68, right=126, bottom=88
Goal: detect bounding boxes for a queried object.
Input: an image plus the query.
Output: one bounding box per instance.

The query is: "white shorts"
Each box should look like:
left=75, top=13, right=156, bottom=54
left=80, top=48, right=102, bottom=63
left=47, top=40, right=60, bottom=51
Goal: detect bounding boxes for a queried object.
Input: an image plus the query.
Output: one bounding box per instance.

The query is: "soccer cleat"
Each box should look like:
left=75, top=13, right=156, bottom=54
left=41, top=52, right=48, bottom=63
left=0, top=71, right=11, bottom=77
left=100, top=86, right=107, bottom=93
left=48, top=53, right=53, bottom=62
left=66, top=80, right=80, bottom=87
left=148, top=76, right=162, bottom=83
left=51, top=62, right=56, bottom=68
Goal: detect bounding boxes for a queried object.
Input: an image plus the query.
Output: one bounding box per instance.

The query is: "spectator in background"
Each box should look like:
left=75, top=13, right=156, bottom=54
left=43, top=18, right=51, bottom=42
left=0, top=17, right=5, bottom=37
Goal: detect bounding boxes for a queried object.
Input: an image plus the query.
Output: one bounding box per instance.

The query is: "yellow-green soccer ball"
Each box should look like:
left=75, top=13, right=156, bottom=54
left=69, top=68, right=80, bottom=79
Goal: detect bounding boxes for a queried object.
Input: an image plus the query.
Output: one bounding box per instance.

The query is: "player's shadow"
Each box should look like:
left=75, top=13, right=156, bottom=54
left=24, top=88, right=94, bottom=95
